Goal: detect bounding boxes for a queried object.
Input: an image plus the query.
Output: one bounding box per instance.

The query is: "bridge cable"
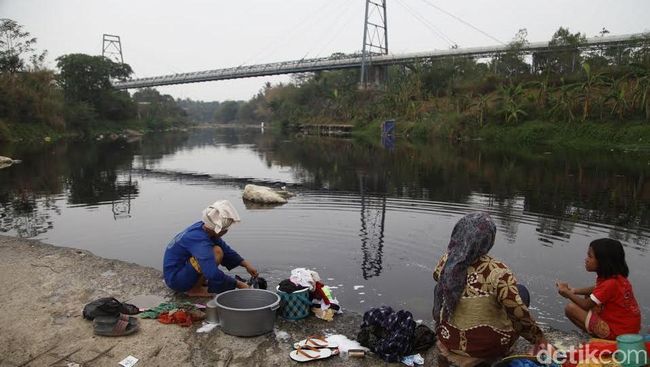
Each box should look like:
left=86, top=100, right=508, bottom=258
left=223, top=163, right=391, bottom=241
left=393, top=0, right=457, bottom=48
left=238, top=0, right=347, bottom=66
left=295, top=1, right=354, bottom=62
left=312, top=2, right=359, bottom=58
left=416, top=0, right=505, bottom=45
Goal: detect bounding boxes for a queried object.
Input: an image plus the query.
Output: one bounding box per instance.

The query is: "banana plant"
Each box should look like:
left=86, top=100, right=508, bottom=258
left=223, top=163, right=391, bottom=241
left=605, top=78, right=630, bottom=120
left=631, top=64, right=650, bottom=121
left=498, top=83, right=527, bottom=124
left=549, top=82, right=577, bottom=122
left=471, top=94, right=492, bottom=127
left=575, top=63, right=607, bottom=121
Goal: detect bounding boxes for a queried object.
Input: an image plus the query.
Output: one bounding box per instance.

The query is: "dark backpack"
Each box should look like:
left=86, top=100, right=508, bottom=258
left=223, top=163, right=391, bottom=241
left=82, top=297, right=139, bottom=320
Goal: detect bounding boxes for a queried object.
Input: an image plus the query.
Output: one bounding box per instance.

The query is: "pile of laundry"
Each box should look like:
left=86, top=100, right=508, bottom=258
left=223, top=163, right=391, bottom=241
left=140, top=301, right=205, bottom=327
left=357, top=306, right=436, bottom=365
left=277, top=267, right=342, bottom=321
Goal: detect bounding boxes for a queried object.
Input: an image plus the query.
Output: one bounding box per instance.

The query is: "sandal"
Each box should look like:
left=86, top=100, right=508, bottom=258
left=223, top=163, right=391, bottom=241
left=289, top=345, right=333, bottom=362
left=293, top=335, right=339, bottom=349
left=93, top=313, right=139, bottom=328
left=93, top=314, right=139, bottom=337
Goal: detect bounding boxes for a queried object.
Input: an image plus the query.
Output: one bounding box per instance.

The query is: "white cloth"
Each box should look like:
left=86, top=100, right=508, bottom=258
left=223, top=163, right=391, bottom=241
left=196, top=322, right=219, bottom=333
left=290, top=268, right=320, bottom=290
left=201, top=200, right=241, bottom=232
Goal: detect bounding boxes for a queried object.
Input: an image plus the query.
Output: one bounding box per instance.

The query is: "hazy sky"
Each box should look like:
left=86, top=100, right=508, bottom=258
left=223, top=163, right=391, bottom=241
left=2, top=0, right=649, bottom=102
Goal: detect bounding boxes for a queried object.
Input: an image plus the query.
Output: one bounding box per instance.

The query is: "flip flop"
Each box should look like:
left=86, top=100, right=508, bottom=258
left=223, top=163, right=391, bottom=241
left=289, top=345, right=333, bottom=362
left=93, top=314, right=139, bottom=337
left=93, top=314, right=138, bottom=327
left=293, top=335, right=339, bottom=349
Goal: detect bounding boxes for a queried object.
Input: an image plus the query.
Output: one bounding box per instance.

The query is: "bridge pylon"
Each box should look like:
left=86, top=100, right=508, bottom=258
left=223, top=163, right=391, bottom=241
left=360, top=0, right=388, bottom=88
left=102, top=34, right=124, bottom=64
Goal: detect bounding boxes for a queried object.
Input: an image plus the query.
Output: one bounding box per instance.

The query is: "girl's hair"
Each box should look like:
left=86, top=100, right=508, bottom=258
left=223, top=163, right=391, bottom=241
left=590, top=238, right=629, bottom=278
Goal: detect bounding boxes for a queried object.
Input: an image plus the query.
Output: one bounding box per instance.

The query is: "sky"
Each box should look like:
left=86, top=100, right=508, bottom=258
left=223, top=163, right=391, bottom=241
left=2, top=0, right=650, bottom=102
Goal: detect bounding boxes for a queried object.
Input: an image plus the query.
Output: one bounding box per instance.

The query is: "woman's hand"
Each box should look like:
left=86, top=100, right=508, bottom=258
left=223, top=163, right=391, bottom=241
left=245, top=264, right=258, bottom=278
left=530, top=338, right=556, bottom=359
left=236, top=281, right=250, bottom=289
left=240, top=260, right=259, bottom=278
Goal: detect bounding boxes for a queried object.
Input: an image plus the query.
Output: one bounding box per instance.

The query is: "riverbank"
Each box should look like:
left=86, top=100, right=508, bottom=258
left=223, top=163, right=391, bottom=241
left=0, top=235, right=586, bottom=366
left=354, top=117, right=650, bottom=151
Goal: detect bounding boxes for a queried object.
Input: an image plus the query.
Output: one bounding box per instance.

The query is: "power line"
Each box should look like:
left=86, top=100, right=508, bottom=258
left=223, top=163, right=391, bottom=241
left=417, top=0, right=505, bottom=45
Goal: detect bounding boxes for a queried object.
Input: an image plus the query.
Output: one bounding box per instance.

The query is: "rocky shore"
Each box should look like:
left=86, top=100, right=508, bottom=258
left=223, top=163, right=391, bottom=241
left=0, top=235, right=583, bottom=366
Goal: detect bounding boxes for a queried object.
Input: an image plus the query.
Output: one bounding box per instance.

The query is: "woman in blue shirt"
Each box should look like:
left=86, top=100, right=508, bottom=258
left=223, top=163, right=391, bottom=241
left=163, top=200, right=258, bottom=296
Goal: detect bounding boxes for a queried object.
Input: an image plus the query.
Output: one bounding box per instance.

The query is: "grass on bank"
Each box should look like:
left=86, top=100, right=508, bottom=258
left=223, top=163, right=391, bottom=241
left=0, top=118, right=149, bottom=144
left=353, top=113, right=650, bottom=151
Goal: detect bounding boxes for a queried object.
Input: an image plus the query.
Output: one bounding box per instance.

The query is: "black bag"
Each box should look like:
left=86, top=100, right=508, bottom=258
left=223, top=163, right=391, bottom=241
left=413, top=324, right=436, bottom=352
left=82, top=297, right=139, bottom=320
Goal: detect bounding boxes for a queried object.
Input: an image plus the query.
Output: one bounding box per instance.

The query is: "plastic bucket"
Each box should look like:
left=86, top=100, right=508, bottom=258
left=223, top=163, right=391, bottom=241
left=276, top=286, right=310, bottom=320
left=615, top=334, right=648, bottom=367
left=213, top=289, right=280, bottom=337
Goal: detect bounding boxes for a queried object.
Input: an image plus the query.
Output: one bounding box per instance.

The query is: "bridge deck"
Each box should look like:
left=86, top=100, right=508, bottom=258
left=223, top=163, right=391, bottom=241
left=113, top=33, right=648, bottom=89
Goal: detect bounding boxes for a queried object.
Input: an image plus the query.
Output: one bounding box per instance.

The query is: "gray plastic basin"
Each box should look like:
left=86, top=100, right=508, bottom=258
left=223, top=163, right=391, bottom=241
left=214, top=289, right=280, bottom=337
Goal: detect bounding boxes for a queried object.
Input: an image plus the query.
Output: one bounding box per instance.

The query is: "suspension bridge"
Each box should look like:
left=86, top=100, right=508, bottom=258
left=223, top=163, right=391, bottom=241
left=110, top=1, right=647, bottom=90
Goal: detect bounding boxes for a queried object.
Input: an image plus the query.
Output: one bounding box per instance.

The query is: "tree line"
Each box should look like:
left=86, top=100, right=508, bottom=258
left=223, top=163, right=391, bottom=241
left=3, top=18, right=650, bottom=144
left=0, top=19, right=196, bottom=142
left=228, top=27, right=650, bottom=141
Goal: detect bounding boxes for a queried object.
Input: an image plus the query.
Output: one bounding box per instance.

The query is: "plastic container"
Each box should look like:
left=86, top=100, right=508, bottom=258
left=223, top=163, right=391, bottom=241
left=276, top=286, right=310, bottom=320
left=615, top=334, right=648, bottom=367
left=213, top=289, right=280, bottom=336
left=205, top=299, right=219, bottom=324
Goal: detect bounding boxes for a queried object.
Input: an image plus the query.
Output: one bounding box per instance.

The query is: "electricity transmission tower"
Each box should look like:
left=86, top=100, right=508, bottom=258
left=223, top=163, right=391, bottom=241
left=360, top=0, right=388, bottom=87
left=102, top=34, right=124, bottom=64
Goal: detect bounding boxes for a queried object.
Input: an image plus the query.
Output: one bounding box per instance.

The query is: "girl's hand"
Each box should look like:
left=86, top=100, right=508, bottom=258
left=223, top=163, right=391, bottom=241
left=555, top=282, right=571, bottom=297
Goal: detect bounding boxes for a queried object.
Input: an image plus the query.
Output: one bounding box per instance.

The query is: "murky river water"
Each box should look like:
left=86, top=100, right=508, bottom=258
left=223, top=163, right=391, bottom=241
left=1, top=128, right=648, bottom=331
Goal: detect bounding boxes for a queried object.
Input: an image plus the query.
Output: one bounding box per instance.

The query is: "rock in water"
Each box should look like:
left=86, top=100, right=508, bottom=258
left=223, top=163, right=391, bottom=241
left=0, top=156, right=13, bottom=169
left=242, top=184, right=290, bottom=204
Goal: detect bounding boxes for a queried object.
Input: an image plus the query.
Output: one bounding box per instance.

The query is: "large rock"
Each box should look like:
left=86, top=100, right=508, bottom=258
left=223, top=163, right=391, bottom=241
left=242, top=184, right=294, bottom=204
left=0, top=155, right=13, bottom=169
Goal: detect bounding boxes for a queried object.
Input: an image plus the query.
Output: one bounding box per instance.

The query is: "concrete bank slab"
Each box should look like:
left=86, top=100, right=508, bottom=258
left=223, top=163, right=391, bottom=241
left=0, top=235, right=584, bottom=367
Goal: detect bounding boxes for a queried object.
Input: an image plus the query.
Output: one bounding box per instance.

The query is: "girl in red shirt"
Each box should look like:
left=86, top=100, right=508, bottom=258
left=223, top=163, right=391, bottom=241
left=556, top=238, right=641, bottom=340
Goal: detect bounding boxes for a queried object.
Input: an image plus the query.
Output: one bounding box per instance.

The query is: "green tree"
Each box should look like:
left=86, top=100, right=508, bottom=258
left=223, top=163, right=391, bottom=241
left=534, top=27, right=587, bottom=76
left=494, top=29, right=531, bottom=80
left=214, top=100, right=241, bottom=123
left=56, top=54, right=131, bottom=103
left=0, top=18, right=47, bottom=73
left=56, top=54, right=135, bottom=122
left=132, top=88, right=187, bottom=129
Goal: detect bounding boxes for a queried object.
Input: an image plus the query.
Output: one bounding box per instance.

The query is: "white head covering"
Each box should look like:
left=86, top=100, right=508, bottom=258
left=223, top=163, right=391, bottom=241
left=201, top=200, right=241, bottom=232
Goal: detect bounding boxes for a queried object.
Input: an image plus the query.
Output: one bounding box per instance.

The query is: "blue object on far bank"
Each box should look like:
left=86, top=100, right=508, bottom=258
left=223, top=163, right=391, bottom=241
left=382, top=119, right=395, bottom=135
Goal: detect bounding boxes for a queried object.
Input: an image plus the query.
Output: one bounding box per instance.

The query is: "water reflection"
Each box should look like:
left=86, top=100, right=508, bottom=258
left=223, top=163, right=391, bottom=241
left=1, top=128, right=649, bottom=328
left=359, top=174, right=387, bottom=279
left=2, top=129, right=648, bottom=250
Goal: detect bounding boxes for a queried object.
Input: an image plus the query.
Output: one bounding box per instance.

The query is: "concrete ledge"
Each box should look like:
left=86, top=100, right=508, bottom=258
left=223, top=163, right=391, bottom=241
left=0, top=235, right=583, bottom=366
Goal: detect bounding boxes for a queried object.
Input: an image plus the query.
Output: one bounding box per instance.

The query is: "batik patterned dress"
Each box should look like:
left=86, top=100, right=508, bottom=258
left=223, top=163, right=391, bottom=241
left=433, top=253, right=544, bottom=358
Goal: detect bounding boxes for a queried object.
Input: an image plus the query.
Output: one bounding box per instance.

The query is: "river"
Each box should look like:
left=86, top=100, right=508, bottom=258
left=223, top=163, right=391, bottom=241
left=1, top=127, right=648, bottom=331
